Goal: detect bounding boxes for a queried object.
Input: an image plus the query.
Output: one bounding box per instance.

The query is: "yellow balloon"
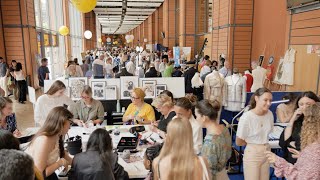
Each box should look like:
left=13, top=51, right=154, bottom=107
left=98, top=38, right=102, bottom=43
left=72, top=0, right=97, bottom=13
left=59, top=26, right=69, bottom=36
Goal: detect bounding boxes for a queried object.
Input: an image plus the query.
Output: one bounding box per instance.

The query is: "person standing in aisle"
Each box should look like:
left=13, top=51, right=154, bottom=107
left=38, top=58, right=50, bottom=93
left=236, top=87, right=274, bottom=180
left=9, top=60, right=18, bottom=99
left=0, top=57, right=9, bottom=97
left=13, top=63, right=27, bottom=104
left=92, top=54, right=106, bottom=79
left=184, top=61, right=197, bottom=94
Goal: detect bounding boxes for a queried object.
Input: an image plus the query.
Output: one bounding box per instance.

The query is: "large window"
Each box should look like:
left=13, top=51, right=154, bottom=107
left=34, top=0, right=83, bottom=79
left=69, top=2, right=83, bottom=62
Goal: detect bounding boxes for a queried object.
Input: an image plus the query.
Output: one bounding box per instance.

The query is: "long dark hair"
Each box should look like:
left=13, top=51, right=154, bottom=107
left=86, top=128, right=113, bottom=176
left=294, top=91, right=320, bottom=121
left=15, top=62, right=22, bottom=71
left=31, top=107, right=73, bottom=158
left=0, top=130, right=20, bottom=150
left=195, top=100, right=220, bottom=121
left=249, top=87, right=272, bottom=110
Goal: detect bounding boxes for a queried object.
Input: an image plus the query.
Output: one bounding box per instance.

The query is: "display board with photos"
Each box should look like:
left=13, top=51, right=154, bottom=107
left=69, top=77, right=88, bottom=101
left=45, top=77, right=185, bottom=101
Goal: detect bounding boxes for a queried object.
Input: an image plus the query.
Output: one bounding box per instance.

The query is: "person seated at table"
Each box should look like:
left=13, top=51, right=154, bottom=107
left=160, top=90, right=174, bottom=102
left=151, top=94, right=176, bottom=138
left=195, top=100, right=232, bottom=179
left=69, top=128, right=129, bottom=180
left=0, top=129, right=20, bottom=150
left=69, top=85, right=105, bottom=126
left=0, top=97, right=21, bottom=137
left=35, top=80, right=74, bottom=127
left=174, top=96, right=203, bottom=155
left=276, top=92, right=297, bottom=123
left=123, top=88, right=155, bottom=124
left=144, top=144, right=163, bottom=180
left=25, top=107, right=73, bottom=179
left=0, top=130, right=44, bottom=180
left=0, top=149, right=35, bottom=180
left=266, top=103, right=320, bottom=180
left=279, top=91, right=319, bottom=164
left=153, top=117, right=211, bottom=180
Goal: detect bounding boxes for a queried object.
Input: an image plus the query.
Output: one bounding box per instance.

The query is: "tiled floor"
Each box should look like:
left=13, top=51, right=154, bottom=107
left=12, top=90, right=42, bottom=134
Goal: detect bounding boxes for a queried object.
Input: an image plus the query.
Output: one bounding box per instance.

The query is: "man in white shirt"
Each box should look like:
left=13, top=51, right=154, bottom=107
left=126, top=56, right=136, bottom=75
left=92, top=54, right=106, bottom=79
left=219, top=61, right=231, bottom=78
left=105, top=57, right=113, bottom=78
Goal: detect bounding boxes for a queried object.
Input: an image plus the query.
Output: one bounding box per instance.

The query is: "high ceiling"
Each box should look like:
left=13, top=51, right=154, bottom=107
left=94, top=0, right=164, bottom=35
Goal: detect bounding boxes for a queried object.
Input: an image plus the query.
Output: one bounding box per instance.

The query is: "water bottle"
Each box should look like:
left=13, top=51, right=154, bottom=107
left=116, top=100, right=121, bottom=112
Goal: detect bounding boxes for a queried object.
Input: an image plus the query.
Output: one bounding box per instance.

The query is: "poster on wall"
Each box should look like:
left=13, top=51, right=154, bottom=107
left=92, top=81, right=106, bottom=100
left=155, top=84, right=167, bottom=97
left=181, top=47, right=191, bottom=61
left=120, top=76, right=139, bottom=99
left=142, top=80, right=156, bottom=99
left=307, top=45, right=320, bottom=54
left=69, top=77, right=88, bottom=101
left=106, top=85, right=117, bottom=100
left=173, top=47, right=180, bottom=66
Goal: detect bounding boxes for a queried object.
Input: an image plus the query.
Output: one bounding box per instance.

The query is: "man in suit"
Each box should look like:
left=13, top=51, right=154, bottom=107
left=183, top=61, right=197, bottom=94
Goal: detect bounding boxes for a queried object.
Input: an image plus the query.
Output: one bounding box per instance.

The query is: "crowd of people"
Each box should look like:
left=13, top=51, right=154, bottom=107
left=0, top=47, right=319, bottom=180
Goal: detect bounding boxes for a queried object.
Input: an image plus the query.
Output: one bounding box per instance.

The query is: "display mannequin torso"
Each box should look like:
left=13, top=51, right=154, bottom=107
left=224, top=74, right=246, bottom=112
left=251, top=66, right=267, bottom=92
left=203, top=70, right=224, bottom=103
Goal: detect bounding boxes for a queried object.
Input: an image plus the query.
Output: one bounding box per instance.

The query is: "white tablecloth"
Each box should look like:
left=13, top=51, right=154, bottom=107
left=24, top=125, right=150, bottom=179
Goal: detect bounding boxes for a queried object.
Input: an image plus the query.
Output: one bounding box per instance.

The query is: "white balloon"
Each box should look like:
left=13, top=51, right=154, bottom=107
left=107, top=37, right=111, bottom=42
left=130, top=35, right=134, bottom=40
left=144, top=38, right=147, bottom=43
left=84, top=30, right=92, bottom=39
left=125, top=35, right=130, bottom=40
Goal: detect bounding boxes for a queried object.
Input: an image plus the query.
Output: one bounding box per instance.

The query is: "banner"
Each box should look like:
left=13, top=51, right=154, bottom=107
left=181, top=47, right=191, bottom=61
left=173, top=47, right=180, bottom=67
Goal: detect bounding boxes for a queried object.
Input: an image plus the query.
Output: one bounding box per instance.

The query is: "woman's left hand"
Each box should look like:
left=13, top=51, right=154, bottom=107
left=265, top=151, right=277, bottom=164
left=13, top=129, right=21, bottom=137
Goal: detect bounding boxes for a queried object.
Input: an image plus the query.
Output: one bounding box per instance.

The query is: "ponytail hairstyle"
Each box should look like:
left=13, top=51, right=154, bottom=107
left=195, top=100, right=221, bottom=121
left=248, top=87, right=272, bottom=110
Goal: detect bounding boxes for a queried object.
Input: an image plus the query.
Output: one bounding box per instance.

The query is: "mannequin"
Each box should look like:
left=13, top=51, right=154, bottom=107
left=251, top=61, right=267, bottom=92
left=223, top=69, right=246, bottom=112
left=243, top=70, right=253, bottom=92
left=203, top=70, right=224, bottom=103
left=203, top=70, right=224, bottom=122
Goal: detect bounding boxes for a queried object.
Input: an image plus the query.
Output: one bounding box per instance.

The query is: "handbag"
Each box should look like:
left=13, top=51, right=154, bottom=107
left=65, top=135, right=82, bottom=155
left=228, top=146, right=242, bottom=166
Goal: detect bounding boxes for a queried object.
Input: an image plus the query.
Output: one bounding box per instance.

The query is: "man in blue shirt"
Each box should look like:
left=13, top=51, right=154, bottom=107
left=0, top=57, right=9, bottom=96
left=38, top=58, right=50, bottom=92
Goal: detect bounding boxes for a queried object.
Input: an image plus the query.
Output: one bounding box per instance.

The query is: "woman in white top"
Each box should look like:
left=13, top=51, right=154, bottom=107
left=153, top=117, right=211, bottom=180
left=174, top=96, right=203, bottom=155
left=13, top=62, right=27, bottom=104
left=34, top=80, right=74, bottom=127
left=236, top=87, right=274, bottom=180
left=25, top=106, right=73, bottom=179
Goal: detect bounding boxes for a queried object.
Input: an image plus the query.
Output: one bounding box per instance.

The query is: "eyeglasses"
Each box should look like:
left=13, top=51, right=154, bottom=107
left=130, top=96, right=140, bottom=100
left=81, top=96, right=91, bottom=100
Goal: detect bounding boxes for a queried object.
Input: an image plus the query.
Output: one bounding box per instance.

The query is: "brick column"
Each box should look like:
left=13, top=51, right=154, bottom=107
left=162, top=0, right=176, bottom=49
left=0, top=0, right=38, bottom=86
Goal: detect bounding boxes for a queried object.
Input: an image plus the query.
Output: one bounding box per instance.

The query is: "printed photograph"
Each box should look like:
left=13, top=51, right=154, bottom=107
left=142, top=80, right=156, bottom=99
left=155, top=84, right=167, bottom=97
left=120, top=76, right=139, bottom=99
left=92, top=81, right=106, bottom=100
left=106, top=85, right=117, bottom=100
left=68, top=77, right=88, bottom=101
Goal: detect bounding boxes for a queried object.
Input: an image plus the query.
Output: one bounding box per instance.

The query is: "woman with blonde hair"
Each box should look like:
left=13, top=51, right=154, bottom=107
left=151, top=94, right=176, bottom=138
left=122, top=88, right=155, bottom=124
left=153, top=117, right=210, bottom=180
left=68, top=85, right=105, bottom=126
left=35, top=80, right=74, bottom=126
left=266, top=103, right=320, bottom=179
left=25, top=106, right=74, bottom=179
